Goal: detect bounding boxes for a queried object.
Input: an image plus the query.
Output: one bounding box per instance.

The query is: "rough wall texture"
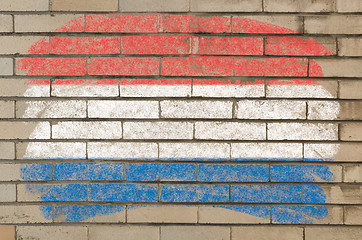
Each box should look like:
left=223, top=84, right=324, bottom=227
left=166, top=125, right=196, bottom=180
left=0, top=0, right=362, bottom=240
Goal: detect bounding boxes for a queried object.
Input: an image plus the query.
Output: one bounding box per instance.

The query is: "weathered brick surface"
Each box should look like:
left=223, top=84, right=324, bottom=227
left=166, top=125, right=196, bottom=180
left=338, top=38, right=362, bottom=56
left=336, top=0, right=362, bottom=12
left=0, top=101, right=14, bottom=118
left=0, top=184, right=16, bottom=202
left=305, top=16, right=362, bottom=34
left=50, top=0, right=118, bottom=11
left=340, top=80, right=362, bottom=99
left=340, top=123, right=362, bottom=141
left=305, top=227, right=362, bottom=240
left=0, top=0, right=49, bottom=11
left=161, top=226, right=230, bottom=240
left=89, top=226, right=159, bottom=240
left=0, top=58, right=13, bottom=76
left=120, top=0, right=189, bottom=12
left=264, top=0, right=335, bottom=12
left=344, top=165, right=362, bottom=183
left=344, top=206, right=362, bottom=225
left=0, top=206, right=51, bottom=223
left=232, top=226, right=303, bottom=240
left=15, top=15, right=84, bottom=32
left=17, top=226, right=87, bottom=239
left=191, top=0, right=262, bottom=12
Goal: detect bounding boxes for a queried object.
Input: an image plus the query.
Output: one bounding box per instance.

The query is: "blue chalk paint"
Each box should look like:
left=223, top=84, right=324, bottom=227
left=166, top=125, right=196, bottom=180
left=88, top=184, right=158, bottom=202
left=39, top=206, right=53, bottom=220
left=126, top=163, right=196, bottom=181
left=20, top=164, right=52, bottom=181
left=54, top=162, right=124, bottom=180
left=231, top=184, right=303, bottom=203
left=272, top=206, right=328, bottom=224
left=160, top=184, right=229, bottom=202
left=198, top=164, right=268, bottom=182
left=303, top=184, right=327, bottom=203
left=26, top=184, right=87, bottom=202
left=271, top=165, right=336, bottom=182
left=54, top=205, right=125, bottom=222
left=220, top=205, right=271, bottom=219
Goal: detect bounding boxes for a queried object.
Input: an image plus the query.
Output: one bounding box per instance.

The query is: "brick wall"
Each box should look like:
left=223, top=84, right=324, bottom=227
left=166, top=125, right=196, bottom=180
left=0, top=0, right=361, bottom=240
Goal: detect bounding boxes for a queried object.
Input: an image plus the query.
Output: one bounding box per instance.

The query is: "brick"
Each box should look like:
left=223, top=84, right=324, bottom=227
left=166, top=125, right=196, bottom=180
left=338, top=38, right=362, bottom=56
left=344, top=165, right=362, bottom=182
left=51, top=0, right=118, bottom=11
left=17, top=142, right=86, bottom=159
left=345, top=206, right=362, bottom=224
left=124, top=121, right=193, bottom=139
left=52, top=79, right=118, bottom=97
left=119, top=79, right=191, bottom=97
left=88, top=142, right=158, bottom=160
left=54, top=163, right=124, bottom=180
left=88, top=57, right=159, bottom=76
left=337, top=0, right=362, bottom=12
left=127, top=205, right=197, bottom=223
left=89, top=226, right=159, bottom=240
left=235, top=57, right=308, bottom=76
left=18, top=184, right=87, bottom=202
left=89, top=183, right=158, bottom=202
left=192, top=36, right=263, bottom=55
left=338, top=102, right=362, bottom=120
left=305, top=227, right=362, bottom=240
left=304, top=143, right=362, bottom=162
left=310, top=59, right=362, bottom=77
left=267, top=123, right=338, bottom=140
left=192, top=79, right=265, bottom=98
left=0, top=206, right=51, bottom=223
left=0, top=15, right=12, bottom=33
left=191, top=0, right=261, bottom=12
left=159, top=143, right=230, bottom=161
left=17, top=226, right=87, bottom=240
left=199, top=206, right=270, bottom=224
left=270, top=164, right=342, bottom=182
left=305, top=16, right=362, bottom=34
left=120, top=0, right=189, bottom=12
left=264, top=0, right=334, bottom=12
left=231, top=184, right=302, bottom=203
left=126, top=163, right=196, bottom=181
left=161, top=100, right=232, bottom=119
left=122, top=35, right=190, bottom=55
left=52, top=121, right=122, bottom=139
left=232, top=16, right=302, bottom=34
left=0, top=58, right=13, bottom=76
left=162, top=57, right=233, bottom=76
left=232, top=226, right=303, bottom=240
left=272, top=206, right=343, bottom=224
left=0, top=184, right=16, bottom=202
left=231, top=143, right=303, bottom=161
left=160, top=184, right=229, bottom=202
left=88, top=100, right=158, bottom=118
left=0, top=36, right=49, bottom=54
left=340, top=123, right=362, bottom=141
left=159, top=15, right=231, bottom=33
left=161, top=226, right=230, bottom=240
left=0, top=0, right=49, bottom=11
left=0, top=79, right=50, bottom=97
left=198, top=164, right=268, bottom=182
left=16, top=100, right=86, bottom=118
left=0, top=164, right=51, bottom=181
left=50, top=37, right=120, bottom=54
left=340, top=80, right=362, bottom=99
left=307, top=101, right=340, bottom=120
left=16, top=58, right=87, bottom=76
left=265, top=37, right=336, bottom=56
left=0, top=225, right=14, bottom=240
left=0, top=142, right=15, bottom=160
left=237, top=100, right=306, bottom=119
left=15, top=15, right=84, bottom=32
left=303, top=185, right=362, bottom=204
left=0, top=101, right=14, bottom=118
left=266, top=80, right=338, bottom=99
left=86, top=14, right=157, bottom=33
left=195, top=122, right=266, bottom=140
left=0, top=122, right=50, bottom=139
left=54, top=205, right=125, bottom=223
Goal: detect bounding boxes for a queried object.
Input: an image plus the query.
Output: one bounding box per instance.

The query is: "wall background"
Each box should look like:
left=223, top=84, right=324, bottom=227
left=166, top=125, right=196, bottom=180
left=0, top=0, right=361, bottom=239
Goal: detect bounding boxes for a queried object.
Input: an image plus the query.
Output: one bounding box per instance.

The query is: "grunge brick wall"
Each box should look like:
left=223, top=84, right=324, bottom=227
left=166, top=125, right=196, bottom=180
left=0, top=0, right=362, bottom=240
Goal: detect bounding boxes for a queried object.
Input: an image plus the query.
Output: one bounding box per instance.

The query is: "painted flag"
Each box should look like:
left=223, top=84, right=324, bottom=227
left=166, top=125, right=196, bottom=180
left=13, top=14, right=342, bottom=224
